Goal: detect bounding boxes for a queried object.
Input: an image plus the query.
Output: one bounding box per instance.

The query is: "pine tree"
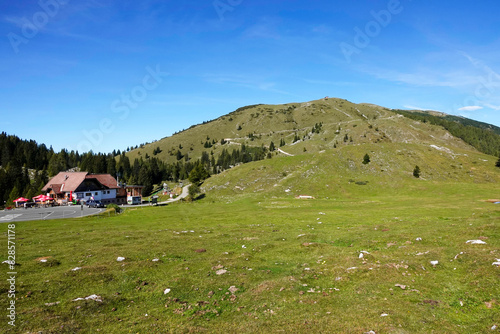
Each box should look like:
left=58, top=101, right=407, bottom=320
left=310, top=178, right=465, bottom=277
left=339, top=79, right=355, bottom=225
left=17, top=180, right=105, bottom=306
left=7, top=185, right=20, bottom=205
left=362, top=154, right=370, bottom=165
left=188, top=183, right=200, bottom=200
left=188, top=163, right=210, bottom=185
left=496, top=155, right=500, bottom=168
left=269, top=141, right=275, bottom=152
left=413, top=165, right=421, bottom=178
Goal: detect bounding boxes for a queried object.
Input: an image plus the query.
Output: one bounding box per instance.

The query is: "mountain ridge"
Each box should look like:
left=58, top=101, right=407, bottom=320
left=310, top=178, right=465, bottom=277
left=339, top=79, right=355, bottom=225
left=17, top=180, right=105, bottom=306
left=126, top=97, right=498, bottom=164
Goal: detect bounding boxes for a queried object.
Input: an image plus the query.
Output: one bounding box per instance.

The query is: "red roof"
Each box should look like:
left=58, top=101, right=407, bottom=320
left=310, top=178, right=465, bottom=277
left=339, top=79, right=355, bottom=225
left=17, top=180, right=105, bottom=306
left=86, top=174, right=119, bottom=189
left=42, top=172, right=120, bottom=193
left=42, top=172, right=88, bottom=193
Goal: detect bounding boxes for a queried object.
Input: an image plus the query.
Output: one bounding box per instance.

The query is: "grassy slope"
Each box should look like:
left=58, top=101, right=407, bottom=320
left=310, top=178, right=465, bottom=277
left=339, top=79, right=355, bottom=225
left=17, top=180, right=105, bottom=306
left=125, top=98, right=475, bottom=164
left=1, top=181, right=499, bottom=333
left=3, top=98, right=499, bottom=333
left=202, top=141, right=499, bottom=200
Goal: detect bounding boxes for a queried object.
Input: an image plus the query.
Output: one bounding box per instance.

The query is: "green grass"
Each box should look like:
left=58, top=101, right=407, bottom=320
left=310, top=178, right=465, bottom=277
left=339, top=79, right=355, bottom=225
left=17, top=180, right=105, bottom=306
left=125, top=97, right=479, bottom=165
left=1, top=181, right=499, bottom=333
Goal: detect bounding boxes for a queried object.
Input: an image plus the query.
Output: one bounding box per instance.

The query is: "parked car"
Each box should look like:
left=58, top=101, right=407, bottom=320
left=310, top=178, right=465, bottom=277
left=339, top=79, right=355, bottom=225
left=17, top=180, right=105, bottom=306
left=86, top=200, right=105, bottom=208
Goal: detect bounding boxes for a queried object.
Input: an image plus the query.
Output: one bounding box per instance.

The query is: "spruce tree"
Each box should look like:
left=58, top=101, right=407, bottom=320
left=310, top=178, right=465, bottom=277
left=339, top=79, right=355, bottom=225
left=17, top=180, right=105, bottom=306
left=496, top=155, right=500, bottom=168
left=362, top=154, right=370, bottom=165
left=413, top=165, right=421, bottom=178
left=188, top=183, right=200, bottom=200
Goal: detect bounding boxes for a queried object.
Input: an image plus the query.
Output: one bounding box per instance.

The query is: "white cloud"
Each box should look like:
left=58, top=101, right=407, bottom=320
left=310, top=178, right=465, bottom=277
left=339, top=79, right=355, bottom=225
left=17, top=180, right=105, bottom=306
left=403, top=105, right=433, bottom=111
left=458, top=106, right=483, bottom=111
left=482, top=103, right=500, bottom=110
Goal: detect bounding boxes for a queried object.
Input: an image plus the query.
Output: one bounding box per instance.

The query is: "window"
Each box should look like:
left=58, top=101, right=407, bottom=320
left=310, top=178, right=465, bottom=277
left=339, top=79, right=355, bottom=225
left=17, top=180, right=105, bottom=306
left=95, top=192, right=98, bottom=195
left=85, top=193, right=91, bottom=196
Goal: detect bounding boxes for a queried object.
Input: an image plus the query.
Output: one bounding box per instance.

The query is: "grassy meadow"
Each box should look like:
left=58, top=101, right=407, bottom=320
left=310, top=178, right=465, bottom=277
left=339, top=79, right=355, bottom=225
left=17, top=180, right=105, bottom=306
left=1, top=180, right=499, bottom=333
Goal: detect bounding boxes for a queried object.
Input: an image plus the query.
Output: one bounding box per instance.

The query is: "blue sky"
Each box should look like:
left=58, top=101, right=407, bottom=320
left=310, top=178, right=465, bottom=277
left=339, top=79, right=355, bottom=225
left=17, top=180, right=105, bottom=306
left=1, top=0, right=500, bottom=153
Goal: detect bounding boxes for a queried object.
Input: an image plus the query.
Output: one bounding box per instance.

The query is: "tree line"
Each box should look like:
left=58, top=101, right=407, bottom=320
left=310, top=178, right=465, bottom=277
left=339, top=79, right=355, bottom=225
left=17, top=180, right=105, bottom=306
left=393, top=110, right=500, bottom=157
left=0, top=132, right=270, bottom=207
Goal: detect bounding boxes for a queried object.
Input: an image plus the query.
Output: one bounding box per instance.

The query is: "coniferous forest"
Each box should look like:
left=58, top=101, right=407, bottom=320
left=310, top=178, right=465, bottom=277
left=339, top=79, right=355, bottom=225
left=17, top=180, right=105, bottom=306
left=0, top=132, right=269, bottom=207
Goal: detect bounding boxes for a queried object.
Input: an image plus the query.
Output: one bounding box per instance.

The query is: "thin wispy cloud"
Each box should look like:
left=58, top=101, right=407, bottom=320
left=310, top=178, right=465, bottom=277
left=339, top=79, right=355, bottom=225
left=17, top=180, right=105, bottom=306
left=403, top=105, right=434, bottom=111
left=241, top=18, right=281, bottom=39
left=203, top=74, right=291, bottom=95
left=458, top=106, right=483, bottom=112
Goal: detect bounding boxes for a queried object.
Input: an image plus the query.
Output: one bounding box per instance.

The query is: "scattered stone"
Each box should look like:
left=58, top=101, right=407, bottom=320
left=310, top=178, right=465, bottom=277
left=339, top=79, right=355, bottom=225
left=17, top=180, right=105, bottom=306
left=45, top=302, right=60, bottom=306
left=302, top=242, right=314, bottom=247
left=430, top=260, right=439, bottom=266
left=194, top=249, right=206, bottom=253
left=163, top=288, right=171, bottom=295
left=466, top=240, right=487, bottom=245
left=216, top=269, right=227, bottom=275
left=491, top=325, right=497, bottom=331
left=415, top=237, right=422, bottom=241
left=346, top=267, right=357, bottom=271
left=386, top=242, right=397, bottom=247
left=492, top=259, right=500, bottom=267
left=416, top=251, right=429, bottom=256
left=152, top=258, right=160, bottom=262
left=73, top=294, right=102, bottom=302
left=453, top=252, right=464, bottom=260
left=116, top=257, right=125, bottom=262
left=242, top=245, right=246, bottom=249
left=359, top=251, right=370, bottom=259
left=228, top=286, right=238, bottom=294
left=395, top=284, right=406, bottom=290
left=212, top=264, right=224, bottom=270
left=380, top=313, right=388, bottom=317
left=71, top=267, right=82, bottom=271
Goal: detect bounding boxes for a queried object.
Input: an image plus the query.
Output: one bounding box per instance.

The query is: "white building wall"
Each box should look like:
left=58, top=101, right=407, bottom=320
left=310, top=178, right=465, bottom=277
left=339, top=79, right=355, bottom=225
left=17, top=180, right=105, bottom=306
left=75, top=189, right=117, bottom=203
left=101, top=189, right=117, bottom=200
